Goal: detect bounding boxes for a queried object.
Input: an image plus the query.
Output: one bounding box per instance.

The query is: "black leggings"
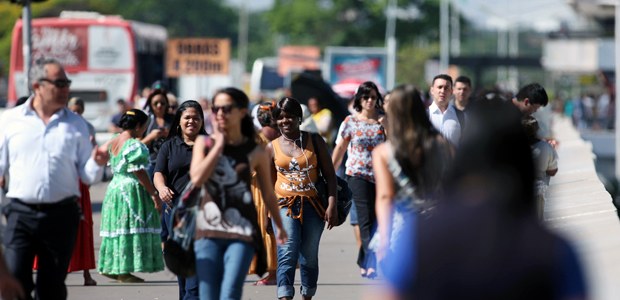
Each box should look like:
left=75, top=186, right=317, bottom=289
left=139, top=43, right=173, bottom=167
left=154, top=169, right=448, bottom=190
left=347, top=176, right=377, bottom=270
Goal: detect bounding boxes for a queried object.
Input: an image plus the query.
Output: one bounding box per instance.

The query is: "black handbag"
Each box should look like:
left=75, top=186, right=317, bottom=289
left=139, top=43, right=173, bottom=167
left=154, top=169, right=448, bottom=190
left=311, top=133, right=352, bottom=226
left=163, top=182, right=202, bottom=278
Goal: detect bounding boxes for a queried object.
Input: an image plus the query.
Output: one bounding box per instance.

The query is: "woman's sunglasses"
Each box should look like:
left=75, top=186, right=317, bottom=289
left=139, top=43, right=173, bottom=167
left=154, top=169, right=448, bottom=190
left=211, top=104, right=236, bottom=114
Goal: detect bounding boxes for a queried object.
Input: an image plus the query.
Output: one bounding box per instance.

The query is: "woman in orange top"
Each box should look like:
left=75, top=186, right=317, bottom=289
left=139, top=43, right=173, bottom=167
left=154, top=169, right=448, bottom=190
left=267, top=97, right=338, bottom=300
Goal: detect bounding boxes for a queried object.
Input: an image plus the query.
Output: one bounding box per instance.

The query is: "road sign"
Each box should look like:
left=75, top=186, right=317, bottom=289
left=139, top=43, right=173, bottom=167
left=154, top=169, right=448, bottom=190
left=166, top=38, right=230, bottom=77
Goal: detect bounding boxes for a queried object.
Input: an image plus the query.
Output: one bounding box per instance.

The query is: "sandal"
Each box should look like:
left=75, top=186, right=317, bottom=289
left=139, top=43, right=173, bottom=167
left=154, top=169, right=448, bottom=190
left=100, top=273, right=118, bottom=280
left=84, top=278, right=98, bottom=286
left=254, top=278, right=276, bottom=286
left=365, top=269, right=378, bottom=280
left=118, top=274, right=145, bottom=283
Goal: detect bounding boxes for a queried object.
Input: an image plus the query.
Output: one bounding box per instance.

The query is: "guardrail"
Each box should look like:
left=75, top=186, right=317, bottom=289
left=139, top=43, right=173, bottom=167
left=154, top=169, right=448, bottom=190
left=546, top=115, right=620, bottom=300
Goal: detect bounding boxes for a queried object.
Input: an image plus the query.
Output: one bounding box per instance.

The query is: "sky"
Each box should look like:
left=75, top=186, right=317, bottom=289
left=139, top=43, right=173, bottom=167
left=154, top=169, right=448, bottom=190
left=225, top=0, right=581, bottom=32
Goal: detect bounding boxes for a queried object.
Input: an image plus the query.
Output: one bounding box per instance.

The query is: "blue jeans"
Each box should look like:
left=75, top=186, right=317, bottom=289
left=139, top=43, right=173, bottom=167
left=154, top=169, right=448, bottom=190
left=276, top=199, right=325, bottom=298
left=194, top=238, right=255, bottom=300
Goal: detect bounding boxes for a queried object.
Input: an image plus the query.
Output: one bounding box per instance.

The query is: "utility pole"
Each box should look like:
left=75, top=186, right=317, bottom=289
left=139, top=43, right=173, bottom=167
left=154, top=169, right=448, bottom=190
left=450, top=1, right=460, bottom=57
left=22, top=0, right=32, bottom=91
left=385, top=0, right=397, bottom=90
left=237, top=0, right=248, bottom=75
left=439, top=0, right=450, bottom=73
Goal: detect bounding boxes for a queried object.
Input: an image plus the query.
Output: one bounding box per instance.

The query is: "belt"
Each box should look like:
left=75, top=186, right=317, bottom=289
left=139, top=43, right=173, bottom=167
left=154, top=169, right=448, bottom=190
left=10, top=196, right=78, bottom=211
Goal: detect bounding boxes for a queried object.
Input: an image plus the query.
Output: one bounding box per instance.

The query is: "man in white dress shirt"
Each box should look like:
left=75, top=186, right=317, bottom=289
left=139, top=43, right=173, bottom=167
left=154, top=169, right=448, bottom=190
left=0, top=58, right=109, bottom=299
left=428, top=74, right=462, bottom=146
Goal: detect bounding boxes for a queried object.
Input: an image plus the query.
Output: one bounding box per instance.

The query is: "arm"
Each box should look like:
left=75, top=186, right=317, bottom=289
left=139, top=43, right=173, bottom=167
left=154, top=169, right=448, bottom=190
left=373, top=143, right=396, bottom=262
left=253, top=147, right=288, bottom=245
left=190, top=135, right=224, bottom=187
left=134, top=168, right=163, bottom=213
left=153, top=142, right=174, bottom=204
left=153, top=172, right=173, bottom=204
left=265, top=142, right=277, bottom=189
left=331, top=138, right=349, bottom=172
left=313, top=133, right=338, bottom=229
left=79, top=122, right=107, bottom=185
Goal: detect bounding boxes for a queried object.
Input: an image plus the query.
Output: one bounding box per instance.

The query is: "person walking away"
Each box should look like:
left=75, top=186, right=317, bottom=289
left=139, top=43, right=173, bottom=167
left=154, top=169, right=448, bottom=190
left=522, top=116, right=558, bottom=219
left=0, top=58, right=108, bottom=299
left=331, top=81, right=386, bottom=279
left=97, top=109, right=164, bottom=283
left=379, top=99, right=586, bottom=300
left=154, top=100, right=206, bottom=299
left=268, top=97, right=338, bottom=299
left=372, top=84, right=453, bottom=263
left=190, top=87, right=288, bottom=300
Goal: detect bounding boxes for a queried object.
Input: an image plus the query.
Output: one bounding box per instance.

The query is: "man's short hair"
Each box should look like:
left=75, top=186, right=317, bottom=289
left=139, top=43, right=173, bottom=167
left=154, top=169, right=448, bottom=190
left=116, top=98, right=126, bottom=105
left=29, top=58, right=62, bottom=88
left=455, top=76, right=471, bottom=87
left=432, top=74, right=453, bottom=87
left=515, top=83, right=548, bottom=106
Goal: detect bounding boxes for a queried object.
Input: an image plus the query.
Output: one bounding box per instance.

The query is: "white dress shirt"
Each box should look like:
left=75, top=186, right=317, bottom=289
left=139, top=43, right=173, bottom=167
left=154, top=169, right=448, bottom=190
left=428, top=101, right=461, bottom=146
left=0, top=98, right=104, bottom=203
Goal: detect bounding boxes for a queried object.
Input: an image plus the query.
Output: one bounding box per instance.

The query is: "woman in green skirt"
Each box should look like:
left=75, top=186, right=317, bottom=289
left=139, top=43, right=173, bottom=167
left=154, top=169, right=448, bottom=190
left=98, top=109, right=164, bottom=283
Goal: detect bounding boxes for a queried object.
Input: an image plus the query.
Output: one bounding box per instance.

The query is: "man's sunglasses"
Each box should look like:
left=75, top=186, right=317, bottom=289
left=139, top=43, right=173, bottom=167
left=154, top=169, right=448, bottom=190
left=211, top=104, right=236, bottom=114
left=39, top=78, right=72, bottom=88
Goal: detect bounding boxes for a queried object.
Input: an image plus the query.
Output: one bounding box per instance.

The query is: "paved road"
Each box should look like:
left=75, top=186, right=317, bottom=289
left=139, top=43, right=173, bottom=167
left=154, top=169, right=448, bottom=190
left=66, top=182, right=376, bottom=300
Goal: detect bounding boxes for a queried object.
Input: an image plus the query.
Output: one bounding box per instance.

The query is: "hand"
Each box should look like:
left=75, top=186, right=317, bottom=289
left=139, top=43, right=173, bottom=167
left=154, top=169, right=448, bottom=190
left=0, top=273, right=25, bottom=300
left=376, top=240, right=389, bottom=262
left=151, top=194, right=163, bottom=214
left=158, top=186, right=175, bottom=204
left=92, top=146, right=110, bottom=166
left=275, top=225, right=288, bottom=245
left=324, top=199, right=339, bottom=230
left=0, top=176, right=4, bottom=189
left=546, top=138, right=559, bottom=149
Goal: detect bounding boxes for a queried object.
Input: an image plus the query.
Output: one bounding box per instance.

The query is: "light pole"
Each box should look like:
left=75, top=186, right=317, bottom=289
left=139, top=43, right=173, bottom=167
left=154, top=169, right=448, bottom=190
left=439, top=0, right=450, bottom=73
left=385, top=0, right=397, bottom=90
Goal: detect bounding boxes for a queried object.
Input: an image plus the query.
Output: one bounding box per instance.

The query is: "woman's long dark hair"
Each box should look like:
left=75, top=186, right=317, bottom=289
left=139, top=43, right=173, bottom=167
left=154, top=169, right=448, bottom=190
left=212, top=87, right=256, bottom=146
left=387, top=84, right=452, bottom=201
left=167, top=100, right=206, bottom=141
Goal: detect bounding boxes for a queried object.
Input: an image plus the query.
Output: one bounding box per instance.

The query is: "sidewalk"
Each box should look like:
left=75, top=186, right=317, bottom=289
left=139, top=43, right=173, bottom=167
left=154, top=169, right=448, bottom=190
left=66, top=183, right=374, bottom=300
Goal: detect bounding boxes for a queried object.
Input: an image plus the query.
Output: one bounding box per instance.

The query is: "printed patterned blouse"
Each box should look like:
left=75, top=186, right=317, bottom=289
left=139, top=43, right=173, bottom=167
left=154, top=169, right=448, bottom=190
left=340, top=115, right=386, bottom=182
left=273, top=134, right=325, bottom=221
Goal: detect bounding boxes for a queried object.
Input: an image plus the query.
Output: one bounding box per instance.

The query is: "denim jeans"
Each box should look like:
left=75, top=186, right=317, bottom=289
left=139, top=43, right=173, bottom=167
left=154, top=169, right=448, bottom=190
left=194, top=238, right=255, bottom=300
left=276, top=199, right=325, bottom=298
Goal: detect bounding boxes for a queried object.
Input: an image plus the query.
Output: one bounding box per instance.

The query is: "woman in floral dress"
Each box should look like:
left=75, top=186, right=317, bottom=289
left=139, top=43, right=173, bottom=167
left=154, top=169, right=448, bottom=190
left=331, top=81, right=386, bottom=279
left=98, top=109, right=164, bottom=283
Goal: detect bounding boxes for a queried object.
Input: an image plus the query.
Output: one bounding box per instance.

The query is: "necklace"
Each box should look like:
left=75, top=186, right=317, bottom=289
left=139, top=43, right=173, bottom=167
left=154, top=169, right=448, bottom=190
left=281, top=133, right=302, bottom=156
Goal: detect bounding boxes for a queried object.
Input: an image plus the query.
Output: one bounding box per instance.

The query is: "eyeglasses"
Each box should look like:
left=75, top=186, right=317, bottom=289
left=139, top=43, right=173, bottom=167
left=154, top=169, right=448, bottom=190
left=211, top=104, right=236, bottom=114
left=362, top=95, right=377, bottom=101
left=39, top=78, right=72, bottom=88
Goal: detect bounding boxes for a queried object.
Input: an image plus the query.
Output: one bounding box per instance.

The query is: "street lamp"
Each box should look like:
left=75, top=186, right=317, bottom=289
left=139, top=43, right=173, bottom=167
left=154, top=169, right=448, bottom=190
left=10, top=0, right=47, bottom=92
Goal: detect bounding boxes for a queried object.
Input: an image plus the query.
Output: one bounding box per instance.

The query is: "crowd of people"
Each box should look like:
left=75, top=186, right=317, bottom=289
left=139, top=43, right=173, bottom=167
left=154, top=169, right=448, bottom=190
left=0, top=58, right=587, bottom=300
